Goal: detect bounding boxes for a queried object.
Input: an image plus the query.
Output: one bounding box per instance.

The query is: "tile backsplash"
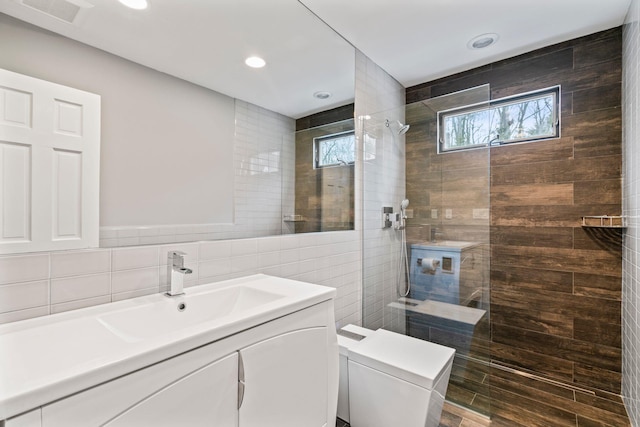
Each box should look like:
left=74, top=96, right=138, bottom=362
left=0, top=231, right=361, bottom=328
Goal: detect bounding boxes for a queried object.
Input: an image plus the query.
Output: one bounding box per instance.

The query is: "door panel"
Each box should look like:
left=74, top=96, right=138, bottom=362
left=43, top=345, right=235, bottom=427
left=239, top=327, right=328, bottom=427
left=0, top=68, right=99, bottom=254
left=106, top=353, right=238, bottom=427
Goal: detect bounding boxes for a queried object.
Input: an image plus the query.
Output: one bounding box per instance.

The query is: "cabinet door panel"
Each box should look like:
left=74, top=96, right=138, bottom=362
left=106, top=353, right=238, bottom=427
left=5, top=409, right=41, bottom=427
left=43, top=344, right=233, bottom=426
left=239, top=327, right=328, bottom=427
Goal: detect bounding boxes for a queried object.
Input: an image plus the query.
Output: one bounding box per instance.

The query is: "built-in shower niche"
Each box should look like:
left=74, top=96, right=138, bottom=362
left=292, top=113, right=355, bottom=234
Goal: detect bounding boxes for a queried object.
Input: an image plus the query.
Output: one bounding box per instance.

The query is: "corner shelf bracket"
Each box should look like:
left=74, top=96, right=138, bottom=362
left=581, top=215, right=626, bottom=229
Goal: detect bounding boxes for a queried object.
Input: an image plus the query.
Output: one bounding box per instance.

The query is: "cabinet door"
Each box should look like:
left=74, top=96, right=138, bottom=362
left=239, top=327, right=328, bottom=427
left=43, top=345, right=236, bottom=427
left=5, top=409, right=41, bottom=427
left=0, top=68, right=100, bottom=254
left=106, top=352, right=238, bottom=427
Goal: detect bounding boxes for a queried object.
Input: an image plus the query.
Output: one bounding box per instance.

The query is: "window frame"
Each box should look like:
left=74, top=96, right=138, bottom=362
left=437, top=85, right=561, bottom=154
left=313, top=130, right=356, bottom=169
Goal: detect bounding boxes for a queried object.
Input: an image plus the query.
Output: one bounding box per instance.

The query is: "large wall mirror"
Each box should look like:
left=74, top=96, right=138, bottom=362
left=0, top=0, right=355, bottom=249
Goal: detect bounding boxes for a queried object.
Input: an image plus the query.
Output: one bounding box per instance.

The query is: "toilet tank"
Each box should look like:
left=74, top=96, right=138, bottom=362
left=336, top=325, right=374, bottom=423
left=337, top=326, right=455, bottom=427
left=347, top=329, right=455, bottom=427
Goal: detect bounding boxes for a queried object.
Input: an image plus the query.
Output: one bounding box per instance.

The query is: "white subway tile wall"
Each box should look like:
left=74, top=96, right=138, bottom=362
left=51, top=250, right=111, bottom=278
left=623, top=0, right=640, bottom=424
left=111, top=268, right=159, bottom=296
left=99, top=99, right=295, bottom=247
left=0, top=231, right=361, bottom=328
left=112, top=246, right=159, bottom=271
left=0, top=254, right=49, bottom=285
left=355, top=50, right=407, bottom=334
left=0, top=281, right=49, bottom=313
left=51, top=273, right=110, bottom=304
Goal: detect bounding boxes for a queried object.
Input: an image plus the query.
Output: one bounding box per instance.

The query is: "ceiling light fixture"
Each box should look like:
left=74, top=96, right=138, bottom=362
left=467, top=33, right=499, bottom=50
left=313, top=91, right=331, bottom=100
left=245, top=56, right=266, bottom=68
left=118, top=0, right=148, bottom=10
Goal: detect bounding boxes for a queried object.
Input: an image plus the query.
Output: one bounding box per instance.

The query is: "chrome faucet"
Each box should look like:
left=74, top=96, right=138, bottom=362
left=166, top=251, right=193, bottom=297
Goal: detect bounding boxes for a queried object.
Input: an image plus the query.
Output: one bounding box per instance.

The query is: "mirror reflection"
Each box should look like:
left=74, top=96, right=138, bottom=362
left=0, top=0, right=355, bottom=251
left=292, top=105, right=355, bottom=233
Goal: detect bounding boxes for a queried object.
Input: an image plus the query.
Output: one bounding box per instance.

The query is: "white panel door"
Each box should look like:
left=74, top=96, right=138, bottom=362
left=239, top=327, right=328, bottom=427
left=0, top=68, right=100, bottom=254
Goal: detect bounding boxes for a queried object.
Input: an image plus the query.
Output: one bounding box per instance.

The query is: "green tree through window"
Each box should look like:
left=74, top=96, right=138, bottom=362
left=439, top=87, right=559, bottom=152
left=314, top=131, right=355, bottom=168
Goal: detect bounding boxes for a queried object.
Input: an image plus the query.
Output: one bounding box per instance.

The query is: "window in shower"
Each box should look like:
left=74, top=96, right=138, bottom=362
left=313, top=130, right=355, bottom=168
left=437, top=86, right=560, bottom=153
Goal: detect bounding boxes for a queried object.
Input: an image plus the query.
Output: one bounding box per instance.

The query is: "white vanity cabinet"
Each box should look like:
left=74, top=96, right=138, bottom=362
left=8, top=301, right=336, bottom=427
left=0, top=275, right=338, bottom=427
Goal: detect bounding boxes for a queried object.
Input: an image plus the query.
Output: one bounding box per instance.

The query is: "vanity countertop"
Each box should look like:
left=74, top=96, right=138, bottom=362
left=0, top=274, right=335, bottom=420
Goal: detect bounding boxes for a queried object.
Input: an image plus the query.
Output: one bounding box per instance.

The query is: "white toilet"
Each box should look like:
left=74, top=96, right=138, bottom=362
left=337, top=324, right=455, bottom=427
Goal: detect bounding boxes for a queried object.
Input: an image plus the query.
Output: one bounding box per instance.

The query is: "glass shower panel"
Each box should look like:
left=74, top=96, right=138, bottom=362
left=361, top=110, right=408, bottom=335
left=362, top=85, right=492, bottom=417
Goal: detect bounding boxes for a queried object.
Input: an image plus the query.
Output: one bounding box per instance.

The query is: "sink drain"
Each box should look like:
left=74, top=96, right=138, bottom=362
left=177, top=302, right=186, bottom=312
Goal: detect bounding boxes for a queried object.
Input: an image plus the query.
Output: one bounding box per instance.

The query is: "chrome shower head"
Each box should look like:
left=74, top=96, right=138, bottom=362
left=385, top=119, right=410, bottom=135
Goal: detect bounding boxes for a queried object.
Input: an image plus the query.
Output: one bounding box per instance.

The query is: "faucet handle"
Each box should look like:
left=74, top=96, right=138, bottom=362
left=168, top=251, right=188, bottom=268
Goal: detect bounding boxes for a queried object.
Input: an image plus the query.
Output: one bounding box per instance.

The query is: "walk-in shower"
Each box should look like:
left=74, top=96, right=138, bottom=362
left=362, top=85, right=492, bottom=417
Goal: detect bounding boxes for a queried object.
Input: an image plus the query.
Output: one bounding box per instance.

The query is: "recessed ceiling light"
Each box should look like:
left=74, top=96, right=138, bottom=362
left=468, top=33, right=499, bottom=50
left=245, top=56, right=266, bottom=68
left=118, top=0, right=148, bottom=10
left=313, top=91, right=331, bottom=100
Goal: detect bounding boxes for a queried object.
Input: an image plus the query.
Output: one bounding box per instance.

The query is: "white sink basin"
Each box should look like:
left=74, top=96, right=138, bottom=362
left=0, top=274, right=335, bottom=420
left=98, top=285, right=285, bottom=341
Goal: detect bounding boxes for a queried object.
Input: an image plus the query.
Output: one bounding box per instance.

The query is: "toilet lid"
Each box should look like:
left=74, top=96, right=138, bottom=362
left=348, top=329, right=455, bottom=389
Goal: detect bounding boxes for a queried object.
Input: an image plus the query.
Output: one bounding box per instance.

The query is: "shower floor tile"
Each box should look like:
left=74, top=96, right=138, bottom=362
left=336, top=393, right=631, bottom=426
left=336, top=402, right=490, bottom=427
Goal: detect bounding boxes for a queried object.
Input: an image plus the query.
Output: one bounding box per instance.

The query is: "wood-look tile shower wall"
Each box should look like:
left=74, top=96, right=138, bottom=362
left=294, top=105, right=355, bottom=233
left=406, top=28, right=623, bottom=394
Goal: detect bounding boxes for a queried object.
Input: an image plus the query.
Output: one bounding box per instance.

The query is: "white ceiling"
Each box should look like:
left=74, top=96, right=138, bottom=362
left=0, top=0, right=355, bottom=119
left=0, top=0, right=632, bottom=118
left=301, top=0, right=632, bottom=87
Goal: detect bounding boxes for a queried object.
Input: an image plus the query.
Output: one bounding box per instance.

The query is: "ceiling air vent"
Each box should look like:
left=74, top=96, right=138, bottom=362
left=21, top=0, right=93, bottom=24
